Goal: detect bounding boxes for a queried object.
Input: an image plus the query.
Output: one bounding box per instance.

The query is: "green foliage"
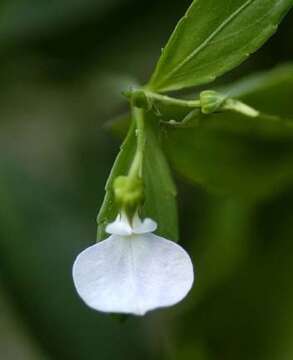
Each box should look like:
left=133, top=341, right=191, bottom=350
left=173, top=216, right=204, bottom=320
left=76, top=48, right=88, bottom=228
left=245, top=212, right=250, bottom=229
left=153, top=64, right=293, bottom=199
left=141, top=115, right=178, bottom=241
left=97, top=117, right=178, bottom=241
left=148, top=0, right=293, bottom=92
left=97, top=123, right=136, bottom=240
left=119, top=64, right=293, bottom=130
left=219, top=63, right=293, bottom=118
left=163, top=111, right=293, bottom=199
left=111, top=64, right=293, bottom=200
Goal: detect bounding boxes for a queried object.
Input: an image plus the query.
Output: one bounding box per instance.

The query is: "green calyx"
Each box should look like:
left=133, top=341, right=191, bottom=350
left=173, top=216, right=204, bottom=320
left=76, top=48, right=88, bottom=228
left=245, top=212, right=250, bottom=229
left=200, top=90, right=227, bottom=114
left=200, top=90, right=259, bottom=117
left=111, top=105, right=146, bottom=219
left=113, top=175, right=144, bottom=216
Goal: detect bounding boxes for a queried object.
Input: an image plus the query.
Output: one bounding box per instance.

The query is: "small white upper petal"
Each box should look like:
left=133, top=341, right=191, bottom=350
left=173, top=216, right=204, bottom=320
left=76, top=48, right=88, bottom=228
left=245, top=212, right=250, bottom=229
left=105, top=214, right=132, bottom=236
left=72, top=233, right=194, bottom=315
left=132, top=213, right=157, bottom=234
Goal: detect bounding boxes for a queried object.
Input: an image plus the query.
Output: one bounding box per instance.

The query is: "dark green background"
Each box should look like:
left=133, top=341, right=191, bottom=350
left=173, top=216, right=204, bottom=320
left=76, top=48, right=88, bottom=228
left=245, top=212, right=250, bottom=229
left=0, top=0, right=292, bottom=359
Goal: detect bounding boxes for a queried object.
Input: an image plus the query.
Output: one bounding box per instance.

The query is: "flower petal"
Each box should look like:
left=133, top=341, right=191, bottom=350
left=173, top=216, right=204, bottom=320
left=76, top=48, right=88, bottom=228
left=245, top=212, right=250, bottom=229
left=105, top=214, right=132, bottom=236
left=132, top=213, right=157, bottom=234
left=72, top=234, right=194, bottom=315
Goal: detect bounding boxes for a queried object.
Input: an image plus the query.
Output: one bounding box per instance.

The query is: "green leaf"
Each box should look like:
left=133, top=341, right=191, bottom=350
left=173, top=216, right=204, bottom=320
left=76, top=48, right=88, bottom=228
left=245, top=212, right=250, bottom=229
left=219, top=63, right=293, bottom=118
left=97, top=123, right=136, bottom=240
left=98, top=115, right=178, bottom=241
left=147, top=0, right=293, bottom=92
left=142, top=114, right=178, bottom=241
left=162, top=111, right=293, bottom=199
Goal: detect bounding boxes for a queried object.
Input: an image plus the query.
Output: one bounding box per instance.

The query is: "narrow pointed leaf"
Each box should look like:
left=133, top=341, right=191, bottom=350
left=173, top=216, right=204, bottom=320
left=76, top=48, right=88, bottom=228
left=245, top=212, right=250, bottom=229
left=97, top=123, right=136, bottom=240
left=148, top=0, right=293, bottom=92
left=142, top=115, right=179, bottom=241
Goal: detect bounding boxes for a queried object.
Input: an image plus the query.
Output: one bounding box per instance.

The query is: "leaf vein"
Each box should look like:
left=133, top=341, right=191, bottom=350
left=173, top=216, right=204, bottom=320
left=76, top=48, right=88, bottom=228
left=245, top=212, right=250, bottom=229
left=157, top=0, right=254, bottom=87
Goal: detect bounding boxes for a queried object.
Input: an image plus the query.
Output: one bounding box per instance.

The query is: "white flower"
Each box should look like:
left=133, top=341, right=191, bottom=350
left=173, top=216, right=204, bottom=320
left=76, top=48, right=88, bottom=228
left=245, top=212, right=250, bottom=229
left=72, top=213, right=194, bottom=316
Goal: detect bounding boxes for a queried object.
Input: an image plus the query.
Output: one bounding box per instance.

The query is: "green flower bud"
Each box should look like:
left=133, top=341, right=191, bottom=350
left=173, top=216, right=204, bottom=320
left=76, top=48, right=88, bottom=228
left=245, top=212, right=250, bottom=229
left=113, top=175, right=144, bottom=216
left=200, top=90, right=226, bottom=114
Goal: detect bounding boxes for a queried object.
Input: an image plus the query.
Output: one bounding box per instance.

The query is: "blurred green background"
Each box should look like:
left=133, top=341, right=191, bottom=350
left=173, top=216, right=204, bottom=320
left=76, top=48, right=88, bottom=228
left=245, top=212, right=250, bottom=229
left=0, top=1, right=293, bottom=359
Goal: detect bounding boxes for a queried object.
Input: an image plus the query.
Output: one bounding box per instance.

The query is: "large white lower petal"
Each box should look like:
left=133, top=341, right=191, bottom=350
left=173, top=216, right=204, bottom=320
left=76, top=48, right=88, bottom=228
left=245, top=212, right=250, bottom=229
left=72, top=234, right=194, bottom=315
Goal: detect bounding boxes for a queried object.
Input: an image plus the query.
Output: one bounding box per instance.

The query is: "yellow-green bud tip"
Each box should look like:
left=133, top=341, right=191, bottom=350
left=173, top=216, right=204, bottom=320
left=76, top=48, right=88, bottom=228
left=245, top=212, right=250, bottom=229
left=200, top=90, right=226, bottom=114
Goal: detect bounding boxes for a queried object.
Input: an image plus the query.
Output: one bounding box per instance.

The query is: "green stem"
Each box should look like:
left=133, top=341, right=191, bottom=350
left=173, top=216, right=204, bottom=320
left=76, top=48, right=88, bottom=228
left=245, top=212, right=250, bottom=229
left=144, top=90, right=201, bottom=109
left=127, top=88, right=260, bottom=122
left=223, top=98, right=259, bottom=118
left=128, top=105, right=145, bottom=179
